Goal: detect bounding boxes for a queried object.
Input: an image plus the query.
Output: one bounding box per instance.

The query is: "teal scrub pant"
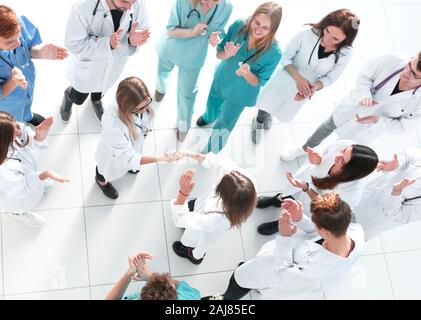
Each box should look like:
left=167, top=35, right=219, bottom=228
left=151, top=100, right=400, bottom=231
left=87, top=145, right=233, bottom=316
left=202, top=83, right=246, bottom=154
left=156, top=58, right=201, bottom=133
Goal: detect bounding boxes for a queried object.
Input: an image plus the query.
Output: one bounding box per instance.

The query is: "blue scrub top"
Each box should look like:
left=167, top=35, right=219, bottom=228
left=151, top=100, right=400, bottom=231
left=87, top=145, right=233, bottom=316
left=157, top=0, right=232, bottom=69
left=123, top=280, right=201, bottom=300
left=214, top=19, right=282, bottom=106
left=0, top=16, right=41, bottom=121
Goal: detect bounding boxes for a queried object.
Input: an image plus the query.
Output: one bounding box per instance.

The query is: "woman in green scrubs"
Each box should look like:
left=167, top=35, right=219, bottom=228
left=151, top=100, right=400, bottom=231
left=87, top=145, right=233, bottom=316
left=155, top=0, right=233, bottom=141
left=196, top=1, right=282, bottom=153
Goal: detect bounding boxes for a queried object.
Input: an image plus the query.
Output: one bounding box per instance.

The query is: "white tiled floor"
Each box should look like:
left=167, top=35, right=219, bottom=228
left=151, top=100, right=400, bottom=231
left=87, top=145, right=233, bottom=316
left=1, top=0, right=421, bottom=300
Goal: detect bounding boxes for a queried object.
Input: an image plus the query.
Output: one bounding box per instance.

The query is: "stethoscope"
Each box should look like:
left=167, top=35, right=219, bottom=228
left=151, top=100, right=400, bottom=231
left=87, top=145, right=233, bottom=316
left=133, top=111, right=152, bottom=138
left=371, top=67, right=421, bottom=95
left=0, top=42, right=31, bottom=70
left=232, top=33, right=261, bottom=66
left=88, top=0, right=134, bottom=38
left=184, top=4, right=219, bottom=36
left=307, top=37, right=322, bottom=65
left=402, top=195, right=421, bottom=205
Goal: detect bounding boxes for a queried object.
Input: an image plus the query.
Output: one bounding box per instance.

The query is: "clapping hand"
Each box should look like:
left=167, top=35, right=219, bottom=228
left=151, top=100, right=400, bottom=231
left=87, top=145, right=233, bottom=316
left=11, top=67, right=28, bottom=89
left=179, top=169, right=196, bottom=196
left=224, top=41, right=241, bottom=58
left=359, top=98, right=378, bottom=107
left=281, top=198, right=303, bottom=222
left=110, top=29, right=123, bottom=49
left=286, top=172, right=308, bottom=190
left=306, top=147, right=322, bottom=165
left=39, top=44, right=69, bottom=60
left=129, top=22, right=150, bottom=46
left=392, top=178, right=416, bottom=196
left=278, top=211, right=297, bottom=237
left=34, top=117, right=54, bottom=142
left=377, top=154, right=399, bottom=172
left=128, top=252, right=153, bottom=280
left=235, top=62, right=251, bottom=77
left=208, top=31, right=221, bottom=47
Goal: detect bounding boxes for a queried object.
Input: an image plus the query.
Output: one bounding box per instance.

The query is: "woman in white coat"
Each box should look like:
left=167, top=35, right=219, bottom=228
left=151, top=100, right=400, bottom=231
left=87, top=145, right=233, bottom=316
left=251, top=9, right=359, bottom=144
left=355, top=149, right=421, bottom=239
left=95, top=77, right=182, bottom=200
left=257, top=139, right=378, bottom=235
left=60, top=0, right=150, bottom=122
left=170, top=151, right=257, bottom=264
left=203, top=194, right=364, bottom=300
left=282, top=52, right=421, bottom=161
left=0, top=111, right=69, bottom=228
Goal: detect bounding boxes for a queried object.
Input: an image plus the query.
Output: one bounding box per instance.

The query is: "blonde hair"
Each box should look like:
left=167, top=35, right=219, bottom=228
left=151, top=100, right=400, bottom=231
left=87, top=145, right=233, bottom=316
left=115, top=77, right=152, bottom=142
left=238, top=2, right=282, bottom=61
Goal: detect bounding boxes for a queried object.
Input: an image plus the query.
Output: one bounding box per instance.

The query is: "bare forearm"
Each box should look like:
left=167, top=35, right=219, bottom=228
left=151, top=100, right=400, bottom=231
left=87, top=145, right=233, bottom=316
left=105, top=271, right=132, bottom=300
left=186, top=152, right=206, bottom=162
left=29, top=45, right=43, bottom=59
left=140, top=155, right=161, bottom=165
left=285, top=64, right=302, bottom=81
left=175, top=192, right=188, bottom=205
left=168, top=28, right=195, bottom=38
left=1, top=78, right=17, bottom=97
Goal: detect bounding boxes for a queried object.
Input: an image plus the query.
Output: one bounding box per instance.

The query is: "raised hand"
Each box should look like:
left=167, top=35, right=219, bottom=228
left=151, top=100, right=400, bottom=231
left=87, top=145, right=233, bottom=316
left=11, top=67, right=28, bottom=89
left=224, top=41, right=241, bottom=58
left=110, top=29, right=123, bottom=49
left=39, top=44, right=69, bottom=60
left=281, top=198, right=303, bottom=222
left=208, top=31, right=221, bottom=47
left=392, top=178, right=417, bottom=196
left=377, top=154, right=399, bottom=172
left=286, top=172, right=308, bottom=190
left=235, top=62, right=251, bottom=77
left=359, top=98, right=378, bottom=107
left=306, top=147, right=322, bottom=165
left=34, top=117, right=54, bottom=142
left=129, top=21, right=150, bottom=46
left=179, top=169, right=196, bottom=196
left=278, top=211, right=297, bottom=237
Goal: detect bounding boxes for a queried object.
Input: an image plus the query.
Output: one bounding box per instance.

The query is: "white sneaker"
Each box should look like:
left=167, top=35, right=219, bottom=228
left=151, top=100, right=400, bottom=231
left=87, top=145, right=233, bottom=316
left=280, top=146, right=306, bottom=162
left=8, top=212, right=46, bottom=228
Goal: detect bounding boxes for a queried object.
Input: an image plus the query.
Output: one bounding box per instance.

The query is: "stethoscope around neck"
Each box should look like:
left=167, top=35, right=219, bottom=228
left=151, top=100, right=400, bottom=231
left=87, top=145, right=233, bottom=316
left=0, top=41, right=31, bottom=71
left=183, top=4, right=219, bottom=36
left=371, top=67, right=421, bottom=96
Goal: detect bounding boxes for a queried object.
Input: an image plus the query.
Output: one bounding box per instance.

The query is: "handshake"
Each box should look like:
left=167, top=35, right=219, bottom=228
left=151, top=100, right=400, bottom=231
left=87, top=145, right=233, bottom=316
left=158, top=150, right=206, bottom=163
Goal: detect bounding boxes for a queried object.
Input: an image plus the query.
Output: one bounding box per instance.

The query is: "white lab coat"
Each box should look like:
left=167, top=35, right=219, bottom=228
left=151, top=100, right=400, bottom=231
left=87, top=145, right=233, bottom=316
left=282, top=140, right=367, bottom=213
left=333, top=53, right=421, bottom=144
left=234, top=218, right=365, bottom=299
left=0, top=123, right=48, bottom=214
left=65, top=0, right=150, bottom=93
left=170, top=152, right=257, bottom=259
left=256, top=28, right=352, bottom=122
left=95, top=105, right=151, bottom=182
left=355, top=148, right=421, bottom=239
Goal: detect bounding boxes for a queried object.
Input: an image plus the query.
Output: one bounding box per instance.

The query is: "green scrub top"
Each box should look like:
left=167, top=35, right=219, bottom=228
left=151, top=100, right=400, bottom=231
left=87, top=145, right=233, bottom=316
left=214, top=18, right=282, bottom=106
left=156, top=0, right=233, bottom=69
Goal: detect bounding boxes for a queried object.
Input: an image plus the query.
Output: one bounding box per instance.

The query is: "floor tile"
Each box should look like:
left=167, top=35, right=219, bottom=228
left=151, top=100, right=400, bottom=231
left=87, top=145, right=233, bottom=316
left=381, top=221, right=421, bottom=253
left=35, top=135, right=84, bottom=210
left=386, top=250, right=421, bottom=300
left=2, top=208, right=89, bottom=295
left=4, top=287, right=90, bottom=300
left=85, top=202, right=169, bottom=286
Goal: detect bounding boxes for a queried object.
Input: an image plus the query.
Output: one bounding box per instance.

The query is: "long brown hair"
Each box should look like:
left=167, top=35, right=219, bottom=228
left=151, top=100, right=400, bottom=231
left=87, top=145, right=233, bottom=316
left=215, top=170, right=257, bottom=228
left=312, top=144, right=378, bottom=190
left=238, top=2, right=282, bottom=61
left=311, top=193, right=351, bottom=238
left=417, top=51, right=421, bottom=72
left=307, top=9, right=360, bottom=63
left=115, top=77, right=153, bottom=142
left=0, top=111, right=28, bottom=165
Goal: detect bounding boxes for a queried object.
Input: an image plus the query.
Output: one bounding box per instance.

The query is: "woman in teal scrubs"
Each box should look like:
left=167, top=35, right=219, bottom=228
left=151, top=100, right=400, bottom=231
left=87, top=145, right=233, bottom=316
left=155, top=0, right=233, bottom=141
left=196, top=2, right=282, bottom=153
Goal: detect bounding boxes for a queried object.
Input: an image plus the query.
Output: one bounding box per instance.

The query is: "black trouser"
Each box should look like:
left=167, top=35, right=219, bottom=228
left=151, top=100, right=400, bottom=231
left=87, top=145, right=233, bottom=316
left=95, top=166, right=106, bottom=183
left=68, top=87, right=102, bottom=105
left=223, top=271, right=251, bottom=300
left=256, top=109, right=272, bottom=124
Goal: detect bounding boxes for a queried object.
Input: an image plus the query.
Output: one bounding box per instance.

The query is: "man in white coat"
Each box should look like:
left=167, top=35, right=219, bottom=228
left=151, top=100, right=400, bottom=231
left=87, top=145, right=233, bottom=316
left=59, top=0, right=150, bottom=122
left=355, top=149, right=421, bottom=239
left=282, top=51, right=421, bottom=161
left=203, top=193, right=364, bottom=300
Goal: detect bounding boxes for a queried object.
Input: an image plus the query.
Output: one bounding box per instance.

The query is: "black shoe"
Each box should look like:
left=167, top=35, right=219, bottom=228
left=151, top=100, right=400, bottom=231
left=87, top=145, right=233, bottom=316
left=154, top=90, right=165, bottom=102
left=128, top=170, right=140, bottom=174
left=95, top=179, right=119, bottom=199
left=27, top=113, right=45, bottom=126
left=188, top=199, right=197, bottom=212
left=256, top=193, right=282, bottom=209
left=257, top=220, right=279, bottom=236
left=172, top=241, right=204, bottom=265
left=92, top=100, right=104, bottom=121
left=60, top=87, right=73, bottom=122
left=196, top=116, right=208, bottom=127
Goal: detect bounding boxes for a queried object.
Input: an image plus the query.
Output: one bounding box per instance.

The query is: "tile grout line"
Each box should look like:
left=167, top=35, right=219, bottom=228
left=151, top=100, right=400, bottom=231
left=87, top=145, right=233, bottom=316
left=75, top=107, right=93, bottom=300
left=381, top=4, right=397, bottom=52
left=152, top=127, right=173, bottom=276
left=379, top=234, right=396, bottom=299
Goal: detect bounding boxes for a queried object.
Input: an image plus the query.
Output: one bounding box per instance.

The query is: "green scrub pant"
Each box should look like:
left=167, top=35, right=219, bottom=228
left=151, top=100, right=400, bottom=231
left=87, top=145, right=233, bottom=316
left=156, top=58, right=201, bottom=133
left=202, top=84, right=246, bottom=153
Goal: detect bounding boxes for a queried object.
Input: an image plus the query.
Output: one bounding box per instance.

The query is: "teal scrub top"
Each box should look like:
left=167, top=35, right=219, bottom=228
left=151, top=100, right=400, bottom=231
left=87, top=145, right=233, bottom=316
left=0, top=16, right=42, bottom=121
left=214, top=19, right=282, bottom=106
left=157, top=0, right=233, bottom=69
left=123, top=280, right=201, bottom=300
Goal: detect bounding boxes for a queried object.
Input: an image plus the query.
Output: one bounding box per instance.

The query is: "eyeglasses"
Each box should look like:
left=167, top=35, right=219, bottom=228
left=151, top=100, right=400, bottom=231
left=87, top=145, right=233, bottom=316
left=132, top=97, right=152, bottom=114
left=408, top=62, right=421, bottom=80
